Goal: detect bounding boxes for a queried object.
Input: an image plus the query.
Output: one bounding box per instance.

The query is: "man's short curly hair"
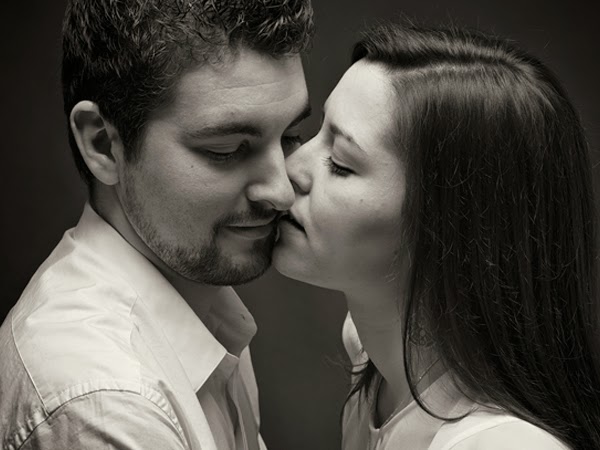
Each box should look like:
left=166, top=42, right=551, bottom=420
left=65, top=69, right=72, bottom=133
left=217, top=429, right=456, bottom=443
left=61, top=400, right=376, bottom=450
left=62, top=0, right=315, bottom=186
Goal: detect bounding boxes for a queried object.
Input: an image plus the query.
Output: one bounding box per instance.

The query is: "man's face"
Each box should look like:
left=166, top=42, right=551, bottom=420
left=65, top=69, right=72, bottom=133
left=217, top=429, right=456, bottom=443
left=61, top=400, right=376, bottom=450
left=117, top=48, right=309, bottom=285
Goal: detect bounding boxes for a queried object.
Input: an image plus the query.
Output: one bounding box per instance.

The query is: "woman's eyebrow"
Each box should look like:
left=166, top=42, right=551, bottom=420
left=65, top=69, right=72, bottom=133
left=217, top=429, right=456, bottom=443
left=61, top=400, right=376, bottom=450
left=329, top=122, right=366, bottom=155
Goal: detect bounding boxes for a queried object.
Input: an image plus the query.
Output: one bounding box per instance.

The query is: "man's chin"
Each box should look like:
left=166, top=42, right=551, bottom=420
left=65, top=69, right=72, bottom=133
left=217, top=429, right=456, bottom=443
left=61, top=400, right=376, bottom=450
left=218, top=246, right=274, bottom=285
left=189, top=254, right=271, bottom=286
left=185, top=237, right=275, bottom=286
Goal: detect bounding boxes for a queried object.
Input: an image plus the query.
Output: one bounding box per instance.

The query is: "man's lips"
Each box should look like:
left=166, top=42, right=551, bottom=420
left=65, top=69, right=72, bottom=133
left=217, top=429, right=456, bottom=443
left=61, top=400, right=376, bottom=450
left=226, top=217, right=278, bottom=239
left=228, top=216, right=278, bottom=228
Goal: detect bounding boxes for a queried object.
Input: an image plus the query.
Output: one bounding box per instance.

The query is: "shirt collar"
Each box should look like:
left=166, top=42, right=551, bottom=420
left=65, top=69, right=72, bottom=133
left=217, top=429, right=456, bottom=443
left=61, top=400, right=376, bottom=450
left=71, top=203, right=256, bottom=392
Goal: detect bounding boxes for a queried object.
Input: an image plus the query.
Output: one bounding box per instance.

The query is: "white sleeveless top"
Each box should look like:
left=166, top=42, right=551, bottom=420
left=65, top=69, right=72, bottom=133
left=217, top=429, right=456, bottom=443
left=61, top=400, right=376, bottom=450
left=341, top=313, right=569, bottom=450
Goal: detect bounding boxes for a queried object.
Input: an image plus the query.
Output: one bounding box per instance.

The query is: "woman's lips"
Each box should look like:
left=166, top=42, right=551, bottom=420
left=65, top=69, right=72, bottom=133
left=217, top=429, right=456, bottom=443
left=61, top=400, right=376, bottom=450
left=280, top=212, right=305, bottom=233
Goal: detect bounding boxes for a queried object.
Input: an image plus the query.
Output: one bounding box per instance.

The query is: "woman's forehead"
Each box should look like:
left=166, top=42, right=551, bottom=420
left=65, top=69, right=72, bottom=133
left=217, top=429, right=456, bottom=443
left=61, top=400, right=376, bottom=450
left=323, top=61, right=397, bottom=155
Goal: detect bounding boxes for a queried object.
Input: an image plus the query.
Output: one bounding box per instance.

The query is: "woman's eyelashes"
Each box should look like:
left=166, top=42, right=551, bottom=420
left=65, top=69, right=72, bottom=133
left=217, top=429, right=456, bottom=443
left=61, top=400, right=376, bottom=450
left=323, top=156, right=353, bottom=177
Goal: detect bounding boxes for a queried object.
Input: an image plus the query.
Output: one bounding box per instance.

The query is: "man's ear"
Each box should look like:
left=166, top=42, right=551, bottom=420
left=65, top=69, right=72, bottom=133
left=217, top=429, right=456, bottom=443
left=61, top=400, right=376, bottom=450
left=69, top=101, right=124, bottom=186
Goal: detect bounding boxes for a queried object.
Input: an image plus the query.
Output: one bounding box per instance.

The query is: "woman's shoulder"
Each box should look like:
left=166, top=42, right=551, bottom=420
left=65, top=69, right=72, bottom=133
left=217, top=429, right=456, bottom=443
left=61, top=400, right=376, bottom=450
left=430, top=408, right=568, bottom=450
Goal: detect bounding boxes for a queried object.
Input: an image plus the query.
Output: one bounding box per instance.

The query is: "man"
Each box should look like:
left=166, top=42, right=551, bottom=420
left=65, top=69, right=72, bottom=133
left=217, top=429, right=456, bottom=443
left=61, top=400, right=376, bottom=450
left=0, top=1, right=313, bottom=449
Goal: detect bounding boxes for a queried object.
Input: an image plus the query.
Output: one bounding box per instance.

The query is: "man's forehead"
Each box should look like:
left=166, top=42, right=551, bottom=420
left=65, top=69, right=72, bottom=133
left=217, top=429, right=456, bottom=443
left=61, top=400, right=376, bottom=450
left=176, top=49, right=306, bottom=102
left=165, top=53, right=308, bottom=128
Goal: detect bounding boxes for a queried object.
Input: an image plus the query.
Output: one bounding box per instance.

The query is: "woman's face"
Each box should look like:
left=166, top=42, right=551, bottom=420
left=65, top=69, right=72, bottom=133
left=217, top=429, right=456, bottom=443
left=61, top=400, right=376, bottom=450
left=274, top=61, right=407, bottom=292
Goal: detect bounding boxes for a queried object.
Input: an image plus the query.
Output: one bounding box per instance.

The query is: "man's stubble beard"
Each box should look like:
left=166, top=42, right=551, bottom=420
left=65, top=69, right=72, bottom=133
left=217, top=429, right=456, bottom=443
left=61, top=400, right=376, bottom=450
left=120, top=176, right=275, bottom=286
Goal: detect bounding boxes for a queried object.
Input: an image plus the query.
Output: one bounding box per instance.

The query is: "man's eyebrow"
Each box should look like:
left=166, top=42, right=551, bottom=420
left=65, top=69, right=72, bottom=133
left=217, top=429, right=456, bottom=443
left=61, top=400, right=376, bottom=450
left=184, top=123, right=263, bottom=140
left=183, top=102, right=311, bottom=140
left=287, top=101, right=312, bottom=129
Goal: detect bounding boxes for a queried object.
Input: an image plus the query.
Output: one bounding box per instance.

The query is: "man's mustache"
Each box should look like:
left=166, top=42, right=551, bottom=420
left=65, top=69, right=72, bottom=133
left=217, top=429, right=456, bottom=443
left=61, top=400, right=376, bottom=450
left=216, top=205, right=283, bottom=228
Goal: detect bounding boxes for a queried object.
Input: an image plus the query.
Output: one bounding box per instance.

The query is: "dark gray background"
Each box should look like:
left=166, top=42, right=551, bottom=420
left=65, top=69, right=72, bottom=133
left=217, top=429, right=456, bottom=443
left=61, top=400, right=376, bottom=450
left=2, top=1, right=599, bottom=449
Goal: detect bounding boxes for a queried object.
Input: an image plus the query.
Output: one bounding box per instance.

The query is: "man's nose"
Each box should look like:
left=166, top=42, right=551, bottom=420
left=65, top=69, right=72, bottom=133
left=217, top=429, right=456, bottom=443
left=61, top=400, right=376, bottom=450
left=246, top=146, right=295, bottom=211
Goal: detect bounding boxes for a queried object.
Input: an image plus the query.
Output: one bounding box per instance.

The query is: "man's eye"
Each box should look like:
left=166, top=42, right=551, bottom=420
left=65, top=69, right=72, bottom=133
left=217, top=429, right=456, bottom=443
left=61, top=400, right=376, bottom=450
left=204, top=151, right=238, bottom=162
left=202, top=141, right=249, bottom=163
left=282, top=135, right=303, bottom=152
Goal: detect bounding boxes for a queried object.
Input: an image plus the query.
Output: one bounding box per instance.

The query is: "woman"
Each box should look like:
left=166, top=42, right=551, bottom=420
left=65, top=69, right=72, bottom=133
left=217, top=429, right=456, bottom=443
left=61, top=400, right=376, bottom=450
left=274, top=23, right=600, bottom=449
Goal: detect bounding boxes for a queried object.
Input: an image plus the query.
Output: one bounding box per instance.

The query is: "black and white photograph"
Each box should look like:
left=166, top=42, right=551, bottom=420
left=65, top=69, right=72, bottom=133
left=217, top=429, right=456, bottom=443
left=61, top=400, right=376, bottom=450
left=1, top=1, right=599, bottom=449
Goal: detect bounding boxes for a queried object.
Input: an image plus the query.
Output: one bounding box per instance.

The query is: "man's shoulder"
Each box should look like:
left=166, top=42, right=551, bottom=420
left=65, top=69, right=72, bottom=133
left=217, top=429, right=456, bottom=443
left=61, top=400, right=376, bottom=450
left=0, top=262, right=153, bottom=449
left=17, top=227, right=141, bottom=313
left=2, top=236, right=147, bottom=412
left=0, top=307, right=187, bottom=450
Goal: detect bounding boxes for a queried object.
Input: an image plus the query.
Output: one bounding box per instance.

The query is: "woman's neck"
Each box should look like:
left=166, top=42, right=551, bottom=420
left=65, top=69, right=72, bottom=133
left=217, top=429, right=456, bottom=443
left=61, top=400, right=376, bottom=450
left=345, top=285, right=441, bottom=424
left=346, top=286, right=408, bottom=415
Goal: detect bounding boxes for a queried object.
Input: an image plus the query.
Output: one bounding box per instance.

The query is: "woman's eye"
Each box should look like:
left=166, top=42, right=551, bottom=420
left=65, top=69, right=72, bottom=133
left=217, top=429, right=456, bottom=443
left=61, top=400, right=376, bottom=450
left=323, top=156, right=353, bottom=177
left=282, top=135, right=303, bottom=152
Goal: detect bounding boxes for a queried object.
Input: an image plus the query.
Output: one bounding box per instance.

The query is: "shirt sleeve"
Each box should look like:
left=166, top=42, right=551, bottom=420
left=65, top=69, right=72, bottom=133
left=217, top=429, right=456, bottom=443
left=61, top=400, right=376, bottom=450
left=19, top=390, right=188, bottom=450
left=447, top=420, right=568, bottom=450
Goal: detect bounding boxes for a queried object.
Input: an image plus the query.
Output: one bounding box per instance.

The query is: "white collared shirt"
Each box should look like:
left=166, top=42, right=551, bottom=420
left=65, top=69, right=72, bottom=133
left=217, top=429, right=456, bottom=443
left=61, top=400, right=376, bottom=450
left=0, top=204, right=266, bottom=450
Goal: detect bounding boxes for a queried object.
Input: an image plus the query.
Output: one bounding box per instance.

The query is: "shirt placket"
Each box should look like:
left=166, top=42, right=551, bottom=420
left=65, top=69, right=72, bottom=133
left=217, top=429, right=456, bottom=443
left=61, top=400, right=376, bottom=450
left=228, top=366, right=261, bottom=450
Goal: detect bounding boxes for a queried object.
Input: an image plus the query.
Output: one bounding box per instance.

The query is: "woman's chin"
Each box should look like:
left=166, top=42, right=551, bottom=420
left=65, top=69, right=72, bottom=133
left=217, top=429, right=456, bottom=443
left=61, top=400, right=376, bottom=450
left=272, top=247, right=337, bottom=291
left=272, top=242, right=303, bottom=280
left=273, top=223, right=306, bottom=277
left=273, top=227, right=341, bottom=290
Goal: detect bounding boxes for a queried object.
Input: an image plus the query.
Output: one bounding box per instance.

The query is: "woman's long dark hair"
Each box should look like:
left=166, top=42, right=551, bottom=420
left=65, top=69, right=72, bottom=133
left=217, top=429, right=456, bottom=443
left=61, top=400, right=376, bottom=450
left=347, top=23, right=600, bottom=449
